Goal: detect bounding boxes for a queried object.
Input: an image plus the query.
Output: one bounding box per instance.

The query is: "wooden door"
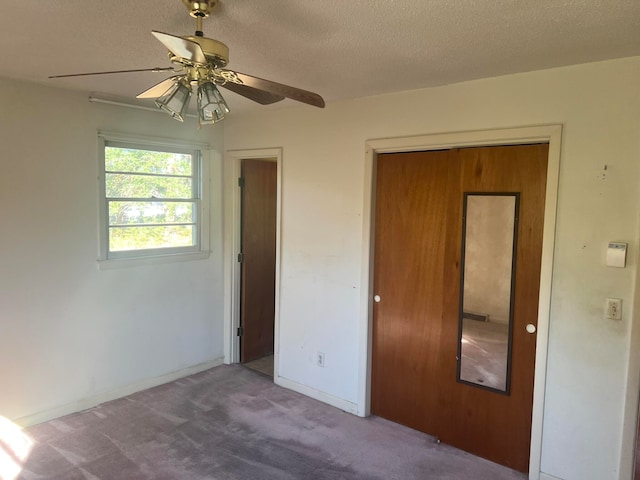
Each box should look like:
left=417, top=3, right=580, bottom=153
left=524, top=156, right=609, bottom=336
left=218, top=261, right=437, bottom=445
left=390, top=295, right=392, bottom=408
left=240, top=159, right=277, bottom=363
left=371, top=144, right=548, bottom=473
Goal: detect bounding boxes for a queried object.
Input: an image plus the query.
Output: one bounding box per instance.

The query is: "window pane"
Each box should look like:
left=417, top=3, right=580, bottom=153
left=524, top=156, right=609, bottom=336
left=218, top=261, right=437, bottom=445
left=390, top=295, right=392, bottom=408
left=109, top=225, right=195, bottom=251
left=109, top=201, right=195, bottom=226
left=101, top=138, right=205, bottom=260
left=106, top=173, right=193, bottom=199
left=105, top=147, right=192, bottom=176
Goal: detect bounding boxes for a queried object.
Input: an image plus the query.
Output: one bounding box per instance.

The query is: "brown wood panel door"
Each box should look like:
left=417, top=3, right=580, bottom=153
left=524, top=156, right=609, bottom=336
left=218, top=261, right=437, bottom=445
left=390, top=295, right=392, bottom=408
left=371, top=144, right=548, bottom=473
left=240, top=159, right=277, bottom=363
left=371, top=149, right=460, bottom=435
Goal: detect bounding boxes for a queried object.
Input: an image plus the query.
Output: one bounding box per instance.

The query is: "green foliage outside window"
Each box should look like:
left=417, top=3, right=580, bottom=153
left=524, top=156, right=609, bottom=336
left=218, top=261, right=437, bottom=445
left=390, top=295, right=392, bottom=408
left=105, top=146, right=198, bottom=252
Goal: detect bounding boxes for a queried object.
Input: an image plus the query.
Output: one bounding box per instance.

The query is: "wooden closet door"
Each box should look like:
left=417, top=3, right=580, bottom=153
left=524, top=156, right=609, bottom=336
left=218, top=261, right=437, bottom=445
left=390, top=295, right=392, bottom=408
left=371, top=149, right=460, bottom=434
left=371, top=144, right=548, bottom=473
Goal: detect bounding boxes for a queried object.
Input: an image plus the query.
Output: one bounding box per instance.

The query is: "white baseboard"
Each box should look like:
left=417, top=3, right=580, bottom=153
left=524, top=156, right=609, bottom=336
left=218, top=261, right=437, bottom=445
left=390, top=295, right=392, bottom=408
left=539, top=473, right=563, bottom=480
left=14, top=357, right=225, bottom=427
left=275, top=375, right=358, bottom=415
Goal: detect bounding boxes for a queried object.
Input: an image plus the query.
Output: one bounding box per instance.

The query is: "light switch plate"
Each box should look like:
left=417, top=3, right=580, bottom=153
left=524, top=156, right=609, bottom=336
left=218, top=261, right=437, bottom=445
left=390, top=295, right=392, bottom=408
left=606, top=242, right=627, bottom=268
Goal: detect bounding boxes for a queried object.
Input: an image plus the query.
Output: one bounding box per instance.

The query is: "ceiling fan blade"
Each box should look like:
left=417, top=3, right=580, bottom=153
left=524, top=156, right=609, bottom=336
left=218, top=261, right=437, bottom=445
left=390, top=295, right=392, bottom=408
left=223, top=70, right=325, bottom=108
left=136, top=77, right=181, bottom=99
left=219, top=82, right=285, bottom=105
left=152, top=31, right=207, bottom=65
left=49, top=67, right=175, bottom=79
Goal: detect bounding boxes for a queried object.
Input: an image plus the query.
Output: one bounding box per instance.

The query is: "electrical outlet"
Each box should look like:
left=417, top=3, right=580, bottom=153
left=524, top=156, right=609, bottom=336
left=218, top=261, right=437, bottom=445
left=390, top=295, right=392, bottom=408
left=316, top=352, right=325, bottom=367
left=606, top=298, right=622, bottom=320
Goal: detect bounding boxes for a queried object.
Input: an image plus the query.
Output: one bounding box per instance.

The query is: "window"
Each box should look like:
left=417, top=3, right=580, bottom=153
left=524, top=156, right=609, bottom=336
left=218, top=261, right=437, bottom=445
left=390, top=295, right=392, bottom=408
left=98, top=134, right=209, bottom=264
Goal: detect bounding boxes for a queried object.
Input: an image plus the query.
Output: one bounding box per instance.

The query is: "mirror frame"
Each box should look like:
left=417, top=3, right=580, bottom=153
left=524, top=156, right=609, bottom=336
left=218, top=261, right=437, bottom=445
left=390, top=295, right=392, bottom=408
left=456, top=192, right=520, bottom=395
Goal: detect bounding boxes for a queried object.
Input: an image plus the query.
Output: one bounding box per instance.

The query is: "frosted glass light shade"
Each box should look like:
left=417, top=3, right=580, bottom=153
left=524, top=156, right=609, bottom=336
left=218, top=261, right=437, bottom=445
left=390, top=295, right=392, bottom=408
left=197, top=82, right=230, bottom=124
left=155, top=81, right=192, bottom=122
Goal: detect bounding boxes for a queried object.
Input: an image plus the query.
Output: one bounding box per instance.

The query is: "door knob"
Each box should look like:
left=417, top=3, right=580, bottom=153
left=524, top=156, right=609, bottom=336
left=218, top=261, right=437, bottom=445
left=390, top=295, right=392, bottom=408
left=526, top=324, right=536, bottom=334
left=374, top=295, right=381, bottom=303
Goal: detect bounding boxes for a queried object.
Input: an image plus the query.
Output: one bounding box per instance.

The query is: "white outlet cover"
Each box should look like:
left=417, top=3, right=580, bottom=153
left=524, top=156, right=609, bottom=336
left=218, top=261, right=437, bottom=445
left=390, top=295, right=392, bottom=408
left=606, top=298, right=622, bottom=320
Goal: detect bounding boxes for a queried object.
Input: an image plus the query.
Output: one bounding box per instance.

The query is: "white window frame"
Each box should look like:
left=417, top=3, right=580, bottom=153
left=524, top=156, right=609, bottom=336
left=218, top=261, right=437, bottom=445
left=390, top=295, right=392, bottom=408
left=97, top=132, right=210, bottom=268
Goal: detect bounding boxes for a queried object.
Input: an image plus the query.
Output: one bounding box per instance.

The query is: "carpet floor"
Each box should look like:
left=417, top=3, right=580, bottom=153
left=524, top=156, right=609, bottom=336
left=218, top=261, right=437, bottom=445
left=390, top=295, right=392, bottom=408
left=17, top=365, right=526, bottom=479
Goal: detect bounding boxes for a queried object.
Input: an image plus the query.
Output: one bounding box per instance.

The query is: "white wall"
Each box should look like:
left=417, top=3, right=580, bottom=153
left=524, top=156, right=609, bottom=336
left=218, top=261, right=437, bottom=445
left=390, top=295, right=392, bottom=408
left=224, top=57, right=640, bottom=480
left=0, top=78, right=225, bottom=423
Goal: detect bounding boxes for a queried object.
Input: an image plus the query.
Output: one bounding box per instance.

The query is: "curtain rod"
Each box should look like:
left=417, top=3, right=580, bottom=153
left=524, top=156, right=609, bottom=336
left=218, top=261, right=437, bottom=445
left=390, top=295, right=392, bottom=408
left=88, top=96, right=198, bottom=119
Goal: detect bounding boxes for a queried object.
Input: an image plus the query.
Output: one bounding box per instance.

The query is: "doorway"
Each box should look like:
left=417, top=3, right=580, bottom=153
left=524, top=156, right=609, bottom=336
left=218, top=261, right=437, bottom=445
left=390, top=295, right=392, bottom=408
left=239, top=158, right=277, bottom=375
left=224, top=148, right=282, bottom=376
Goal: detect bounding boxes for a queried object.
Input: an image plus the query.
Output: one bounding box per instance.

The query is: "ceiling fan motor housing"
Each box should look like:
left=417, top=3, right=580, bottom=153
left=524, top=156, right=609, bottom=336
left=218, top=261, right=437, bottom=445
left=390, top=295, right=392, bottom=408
left=184, top=36, right=229, bottom=67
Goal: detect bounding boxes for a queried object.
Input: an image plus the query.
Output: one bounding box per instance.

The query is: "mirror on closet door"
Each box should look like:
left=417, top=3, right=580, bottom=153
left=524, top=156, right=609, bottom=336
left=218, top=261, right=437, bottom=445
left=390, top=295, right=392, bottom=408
left=457, top=193, right=519, bottom=394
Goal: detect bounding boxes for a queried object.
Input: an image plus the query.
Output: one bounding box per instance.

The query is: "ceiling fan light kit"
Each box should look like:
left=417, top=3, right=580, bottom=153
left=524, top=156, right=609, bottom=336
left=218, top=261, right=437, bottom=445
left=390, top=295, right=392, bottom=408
left=155, top=78, right=192, bottom=122
left=48, top=0, right=324, bottom=127
left=197, top=81, right=230, bottom=124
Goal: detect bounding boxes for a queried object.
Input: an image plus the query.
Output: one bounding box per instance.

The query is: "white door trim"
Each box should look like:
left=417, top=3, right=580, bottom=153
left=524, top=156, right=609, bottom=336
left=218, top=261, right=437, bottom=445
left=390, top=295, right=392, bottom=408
left=358, top=125, right=562, bottom=480
left=223, top=148, right=282, bottom=380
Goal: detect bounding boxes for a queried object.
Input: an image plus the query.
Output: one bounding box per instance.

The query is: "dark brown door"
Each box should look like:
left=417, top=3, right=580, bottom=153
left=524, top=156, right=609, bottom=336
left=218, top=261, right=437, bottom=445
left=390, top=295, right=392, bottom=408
left=240, top=159, right=277, bottom=363
left=371, top=144, right=548, bottom=473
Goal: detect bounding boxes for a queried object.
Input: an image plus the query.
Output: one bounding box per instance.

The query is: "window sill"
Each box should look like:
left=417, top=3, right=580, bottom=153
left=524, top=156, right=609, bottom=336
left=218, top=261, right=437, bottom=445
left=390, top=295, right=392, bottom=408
left=97, top=251, right=211, bottom=270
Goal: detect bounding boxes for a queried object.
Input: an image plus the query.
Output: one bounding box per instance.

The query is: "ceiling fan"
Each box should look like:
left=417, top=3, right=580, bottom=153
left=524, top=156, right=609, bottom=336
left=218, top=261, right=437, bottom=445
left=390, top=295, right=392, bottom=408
left=49, top=0, right=325, bottom=125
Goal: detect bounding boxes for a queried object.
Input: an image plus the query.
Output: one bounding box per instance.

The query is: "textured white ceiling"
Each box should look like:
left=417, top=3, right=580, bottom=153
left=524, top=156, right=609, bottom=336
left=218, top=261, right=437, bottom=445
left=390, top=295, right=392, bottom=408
left=1, top=0, right=639, bottom=113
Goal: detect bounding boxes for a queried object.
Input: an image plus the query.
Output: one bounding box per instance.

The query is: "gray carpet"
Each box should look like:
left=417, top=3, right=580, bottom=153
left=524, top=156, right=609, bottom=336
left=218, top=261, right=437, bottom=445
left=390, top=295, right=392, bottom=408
left=17, top=365, right=525, bottom=479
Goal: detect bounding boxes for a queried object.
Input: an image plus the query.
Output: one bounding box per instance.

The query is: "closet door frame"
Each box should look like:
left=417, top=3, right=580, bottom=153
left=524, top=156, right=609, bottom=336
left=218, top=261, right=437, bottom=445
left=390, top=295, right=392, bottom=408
left=358, top=124, right=562, bottom=480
